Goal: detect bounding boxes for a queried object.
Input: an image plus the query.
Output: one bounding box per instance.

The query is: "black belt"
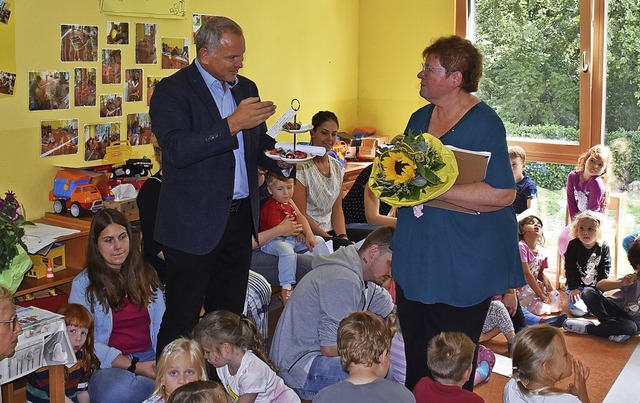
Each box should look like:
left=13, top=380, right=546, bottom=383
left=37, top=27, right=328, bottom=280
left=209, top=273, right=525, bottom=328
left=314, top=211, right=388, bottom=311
left=230, top=197, right=249, bottom=212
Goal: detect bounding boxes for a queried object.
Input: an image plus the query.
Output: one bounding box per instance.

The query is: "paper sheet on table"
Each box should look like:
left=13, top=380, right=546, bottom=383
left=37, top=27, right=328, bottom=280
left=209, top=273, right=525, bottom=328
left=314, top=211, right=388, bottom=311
left=22, top=223, right=80, bottom=253
left=275, top=142, right=326, bottom=156
left=492, top=353, right=513, bottom=377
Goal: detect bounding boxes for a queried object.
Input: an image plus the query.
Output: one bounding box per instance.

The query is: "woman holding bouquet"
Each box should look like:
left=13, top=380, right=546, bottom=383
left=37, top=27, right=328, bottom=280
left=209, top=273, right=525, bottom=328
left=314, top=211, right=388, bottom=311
left=392, top=35, right=524, bottom=391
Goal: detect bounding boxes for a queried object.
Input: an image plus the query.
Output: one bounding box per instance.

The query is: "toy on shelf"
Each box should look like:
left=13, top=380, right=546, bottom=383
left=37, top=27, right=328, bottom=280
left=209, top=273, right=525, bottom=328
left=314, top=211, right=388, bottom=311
left=49, top=169, right=104, bottom=217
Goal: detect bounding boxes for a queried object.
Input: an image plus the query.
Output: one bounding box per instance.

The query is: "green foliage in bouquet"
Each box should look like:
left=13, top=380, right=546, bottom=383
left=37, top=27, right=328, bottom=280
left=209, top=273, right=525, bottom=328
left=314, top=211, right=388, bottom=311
left=372, top=131, right=447, bottom=202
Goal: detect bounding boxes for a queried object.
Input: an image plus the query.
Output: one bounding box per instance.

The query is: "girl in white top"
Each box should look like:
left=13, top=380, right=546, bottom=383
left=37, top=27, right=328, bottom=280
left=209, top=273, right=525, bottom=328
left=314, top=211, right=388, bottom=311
left=193, top=310, right=300, bottom=403
left=504, top=325, right=590, bottom=403
left=293, top=111, right=351, bottom=246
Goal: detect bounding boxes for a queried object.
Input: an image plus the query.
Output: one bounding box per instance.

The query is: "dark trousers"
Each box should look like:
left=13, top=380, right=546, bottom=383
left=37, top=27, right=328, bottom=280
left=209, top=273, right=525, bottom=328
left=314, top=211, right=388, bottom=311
left=582, top=287, right=638, bottom=337
left=396, top=284, right=491, bottom=392
left=156, top=201, right=253, bottom=358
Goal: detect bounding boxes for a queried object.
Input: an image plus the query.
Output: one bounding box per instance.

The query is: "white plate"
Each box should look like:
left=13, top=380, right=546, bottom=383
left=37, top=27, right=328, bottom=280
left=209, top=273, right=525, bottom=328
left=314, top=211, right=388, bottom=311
left=280, top=155, right=315, bottom=164
left=283, top=123, right=312, bottom=133
left=264, top=151, right=281, bottom=160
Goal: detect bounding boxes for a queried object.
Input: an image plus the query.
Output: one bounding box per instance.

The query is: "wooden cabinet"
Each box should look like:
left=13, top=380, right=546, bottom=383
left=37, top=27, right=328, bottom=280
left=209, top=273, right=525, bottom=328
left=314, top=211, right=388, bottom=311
left=342, top=162, right=372, bottom=197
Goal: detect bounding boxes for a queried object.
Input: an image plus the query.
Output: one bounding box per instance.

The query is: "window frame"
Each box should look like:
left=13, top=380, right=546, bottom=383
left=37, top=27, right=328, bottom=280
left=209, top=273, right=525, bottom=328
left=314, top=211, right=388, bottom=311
left=455, top=0, right=606, bottom=164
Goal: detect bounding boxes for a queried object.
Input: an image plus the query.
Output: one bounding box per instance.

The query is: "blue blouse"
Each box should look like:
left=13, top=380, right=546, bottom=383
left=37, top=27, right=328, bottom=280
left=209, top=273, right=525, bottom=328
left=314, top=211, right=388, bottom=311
left=391, top=102, right=525, bottom=306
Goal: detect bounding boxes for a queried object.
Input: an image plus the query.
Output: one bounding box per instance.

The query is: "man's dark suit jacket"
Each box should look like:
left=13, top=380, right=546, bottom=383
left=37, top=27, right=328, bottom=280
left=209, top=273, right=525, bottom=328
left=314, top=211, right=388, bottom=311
left=149, top=62, right=281, bottom=255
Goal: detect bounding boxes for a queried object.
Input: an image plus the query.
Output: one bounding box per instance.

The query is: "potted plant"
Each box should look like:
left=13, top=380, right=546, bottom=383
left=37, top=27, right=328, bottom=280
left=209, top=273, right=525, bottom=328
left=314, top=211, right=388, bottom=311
left=0, top=191, right=33, bottom=292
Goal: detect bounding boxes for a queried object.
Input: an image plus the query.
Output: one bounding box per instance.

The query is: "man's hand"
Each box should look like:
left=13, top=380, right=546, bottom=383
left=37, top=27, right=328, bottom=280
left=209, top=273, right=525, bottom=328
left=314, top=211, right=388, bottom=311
left=227, top=97, right=276, bottom=135
left=277, top=215, right=303, bottom=237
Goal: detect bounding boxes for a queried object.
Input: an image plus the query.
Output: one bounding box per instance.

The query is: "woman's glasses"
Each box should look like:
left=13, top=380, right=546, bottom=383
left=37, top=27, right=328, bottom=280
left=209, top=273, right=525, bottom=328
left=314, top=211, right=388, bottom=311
left=0, top=314, right=18, bottom=332
left=421, top=63, right=448, bottom=75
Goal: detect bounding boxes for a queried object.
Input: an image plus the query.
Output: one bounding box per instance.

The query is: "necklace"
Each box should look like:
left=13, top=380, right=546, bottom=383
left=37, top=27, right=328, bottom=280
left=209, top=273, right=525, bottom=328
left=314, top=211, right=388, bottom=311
left=315, top=158, right=330, bottom=176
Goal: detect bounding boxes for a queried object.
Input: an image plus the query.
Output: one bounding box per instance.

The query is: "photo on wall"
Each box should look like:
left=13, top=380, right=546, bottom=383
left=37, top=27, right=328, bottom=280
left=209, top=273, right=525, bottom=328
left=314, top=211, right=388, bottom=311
left=40, top=119, right=79, bottom=158
left=28, top=70, right=70, bottom=111
left=74, top=67, right=96, bottom=107
left=60, top=25, right=98, bottom=62
left=135, top=23, right=157, bottom=64
left=84, top=122, right=121, bottom=161
left=161, top=37, right=189, bottom=69
left=126, top=113, right=153, bottom=146
left=102, top=49, right=122, bottom=84
left=99, top=94, right=122, bottom=118
left=147, top=76, right=162, bottom=106
left=192, top=14, right=215, bottom=42
left=124, top=68, right=143, bottom=102
left=0, top=70, right=16, bottom=95
left=0, top=1, right=12, bottom=24
left=106, top=21, right=129, bottom=45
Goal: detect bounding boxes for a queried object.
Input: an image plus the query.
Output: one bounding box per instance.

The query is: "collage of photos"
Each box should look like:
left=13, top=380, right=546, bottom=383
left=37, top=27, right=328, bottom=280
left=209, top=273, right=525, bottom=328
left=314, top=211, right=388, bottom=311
left=28, top=71, right=70, bottom=111
left=60, top=25, right=98, bottom=62
left=31, top=16, right=204, bottom=159
left=84, top=122, right=121, bottom=161
left=161, top=37, right=189, bottom=69
left=40, top=119, right=79, bottom=157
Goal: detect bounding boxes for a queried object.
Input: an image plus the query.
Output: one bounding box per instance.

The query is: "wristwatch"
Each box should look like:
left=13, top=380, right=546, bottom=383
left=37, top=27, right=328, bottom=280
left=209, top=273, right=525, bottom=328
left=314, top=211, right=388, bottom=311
left=127, top=356, right=139, bottom=373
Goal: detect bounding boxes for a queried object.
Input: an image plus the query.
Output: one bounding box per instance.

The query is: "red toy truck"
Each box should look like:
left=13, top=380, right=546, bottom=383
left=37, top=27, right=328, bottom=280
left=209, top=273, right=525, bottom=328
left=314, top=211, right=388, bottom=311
left=49, top=169, right=104, bottom=217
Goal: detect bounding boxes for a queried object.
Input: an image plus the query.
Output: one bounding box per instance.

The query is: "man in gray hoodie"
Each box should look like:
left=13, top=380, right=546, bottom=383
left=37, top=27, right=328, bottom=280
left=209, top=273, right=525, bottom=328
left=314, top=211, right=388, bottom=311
left=270, top=227, right=395, bottom=401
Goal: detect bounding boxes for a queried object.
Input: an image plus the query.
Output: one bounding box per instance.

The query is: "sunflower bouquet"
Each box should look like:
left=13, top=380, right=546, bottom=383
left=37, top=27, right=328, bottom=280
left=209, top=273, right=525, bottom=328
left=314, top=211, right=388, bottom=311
left=368, top=131, right=459, bottom=207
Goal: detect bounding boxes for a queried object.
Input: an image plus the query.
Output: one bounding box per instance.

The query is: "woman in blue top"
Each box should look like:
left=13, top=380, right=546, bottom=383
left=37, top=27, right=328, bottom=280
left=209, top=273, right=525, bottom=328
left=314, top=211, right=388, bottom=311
left=69, top=208, right=165, bottom=403
left=393, top=36, right=525, bottom=391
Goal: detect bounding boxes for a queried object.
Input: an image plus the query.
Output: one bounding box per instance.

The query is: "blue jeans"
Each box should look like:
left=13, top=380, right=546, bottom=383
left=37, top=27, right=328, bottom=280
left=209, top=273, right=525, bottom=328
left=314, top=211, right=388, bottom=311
left=88, top=347, right=156, bottom=402
left=260, top=236, right=321, bottom=288
left=296, top=355, right=349, bottom=400
left=522, top=306, right=541, bottom=326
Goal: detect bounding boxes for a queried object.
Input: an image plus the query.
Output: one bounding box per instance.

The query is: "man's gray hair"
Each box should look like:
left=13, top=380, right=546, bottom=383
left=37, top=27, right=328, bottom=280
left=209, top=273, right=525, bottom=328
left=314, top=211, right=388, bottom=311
left=195, top=16, right=243, bottom=53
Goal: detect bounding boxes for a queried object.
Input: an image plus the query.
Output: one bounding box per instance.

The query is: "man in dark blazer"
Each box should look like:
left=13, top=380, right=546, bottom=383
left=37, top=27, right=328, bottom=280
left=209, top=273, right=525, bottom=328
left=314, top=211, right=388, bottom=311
left=149, top=16, right=283, bottom=355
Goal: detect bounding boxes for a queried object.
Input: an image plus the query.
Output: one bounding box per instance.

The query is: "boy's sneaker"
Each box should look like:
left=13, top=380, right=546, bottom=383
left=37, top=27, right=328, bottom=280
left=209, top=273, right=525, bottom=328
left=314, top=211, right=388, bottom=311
left=608, top=334, right=631, bottom=343
left=562, top=318, right=594, bottom=334
left=541, top=313, right=568, bottom=328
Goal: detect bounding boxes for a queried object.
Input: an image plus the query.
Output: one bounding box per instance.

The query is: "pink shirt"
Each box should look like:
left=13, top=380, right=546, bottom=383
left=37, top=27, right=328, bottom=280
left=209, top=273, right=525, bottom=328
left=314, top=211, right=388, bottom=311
left=109, top=297, right=151, bottom=355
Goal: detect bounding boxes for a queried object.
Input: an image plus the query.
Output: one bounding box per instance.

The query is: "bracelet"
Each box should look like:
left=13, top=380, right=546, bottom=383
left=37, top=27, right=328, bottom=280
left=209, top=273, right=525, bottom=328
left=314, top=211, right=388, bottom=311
left=336, top=233, right=348, bottom=239
left=127, top=356, right=139, bottom=373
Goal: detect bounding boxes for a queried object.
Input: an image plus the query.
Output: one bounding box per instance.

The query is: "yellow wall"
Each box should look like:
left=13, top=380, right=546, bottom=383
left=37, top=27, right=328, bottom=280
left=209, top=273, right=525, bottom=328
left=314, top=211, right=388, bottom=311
left=0, top=0, right=453, bottom=219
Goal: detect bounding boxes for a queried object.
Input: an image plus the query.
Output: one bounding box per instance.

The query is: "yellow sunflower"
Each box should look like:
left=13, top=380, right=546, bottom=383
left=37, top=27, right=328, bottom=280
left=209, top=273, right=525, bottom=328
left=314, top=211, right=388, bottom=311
left=381, top=151, right=417, bottom=185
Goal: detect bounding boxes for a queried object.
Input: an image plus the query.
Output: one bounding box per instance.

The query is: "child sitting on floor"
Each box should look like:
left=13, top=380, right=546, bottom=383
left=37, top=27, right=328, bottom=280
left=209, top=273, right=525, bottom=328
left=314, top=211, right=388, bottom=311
left=193, top=310, right=299, bottom=402
left=26, top=303, right=100, bottom=403
left=259, top=172, right=324, bottom=304
left=506, top=325, right=590, bottom=402
left=517, top=216, right=562, bottom=317
left=412, top=332, right=484, bottom=403
left=314, top=311, right=415, bottom=403
left=564, top=210, right=611, bottom=317
left=143, top=338, right=208, bottom=403
left=563, top=236, right=639, bottom=343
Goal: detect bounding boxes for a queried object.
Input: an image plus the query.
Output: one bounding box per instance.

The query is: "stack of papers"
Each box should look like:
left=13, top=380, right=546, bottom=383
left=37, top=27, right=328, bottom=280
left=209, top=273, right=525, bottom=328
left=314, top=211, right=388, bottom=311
left=22, top=223, right=80, bottom=254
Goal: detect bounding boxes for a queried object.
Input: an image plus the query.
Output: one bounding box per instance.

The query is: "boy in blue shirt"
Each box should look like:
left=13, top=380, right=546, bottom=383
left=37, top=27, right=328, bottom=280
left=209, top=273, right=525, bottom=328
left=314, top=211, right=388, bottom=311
left=509, top=145, right=538, bottom=221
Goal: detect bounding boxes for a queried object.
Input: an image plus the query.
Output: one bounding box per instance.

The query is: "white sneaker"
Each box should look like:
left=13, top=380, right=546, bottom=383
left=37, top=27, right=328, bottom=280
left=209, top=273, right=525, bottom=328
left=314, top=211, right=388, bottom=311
left=563, top=318, right=594, bottom=334
left=608, top=334, right=630, bottom=343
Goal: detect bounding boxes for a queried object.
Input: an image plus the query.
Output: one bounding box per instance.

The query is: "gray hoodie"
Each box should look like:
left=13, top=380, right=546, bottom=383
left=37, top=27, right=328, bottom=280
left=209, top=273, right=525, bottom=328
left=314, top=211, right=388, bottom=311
left=270, top=245, right=394, bottom=389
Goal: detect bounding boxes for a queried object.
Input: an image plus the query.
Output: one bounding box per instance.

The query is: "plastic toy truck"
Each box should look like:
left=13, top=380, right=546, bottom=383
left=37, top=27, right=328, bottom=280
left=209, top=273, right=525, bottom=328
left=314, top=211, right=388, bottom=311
left=49, top=169, right=104, bottom=217
left=104, top=140, right=153, bottom=178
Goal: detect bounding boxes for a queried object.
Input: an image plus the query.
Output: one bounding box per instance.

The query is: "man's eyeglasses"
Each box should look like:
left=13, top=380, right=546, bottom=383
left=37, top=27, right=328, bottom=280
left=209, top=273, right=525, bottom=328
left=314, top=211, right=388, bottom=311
left=0, top=314, right=18, bottom=331
left=421, top=63, right=448, bottom=75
